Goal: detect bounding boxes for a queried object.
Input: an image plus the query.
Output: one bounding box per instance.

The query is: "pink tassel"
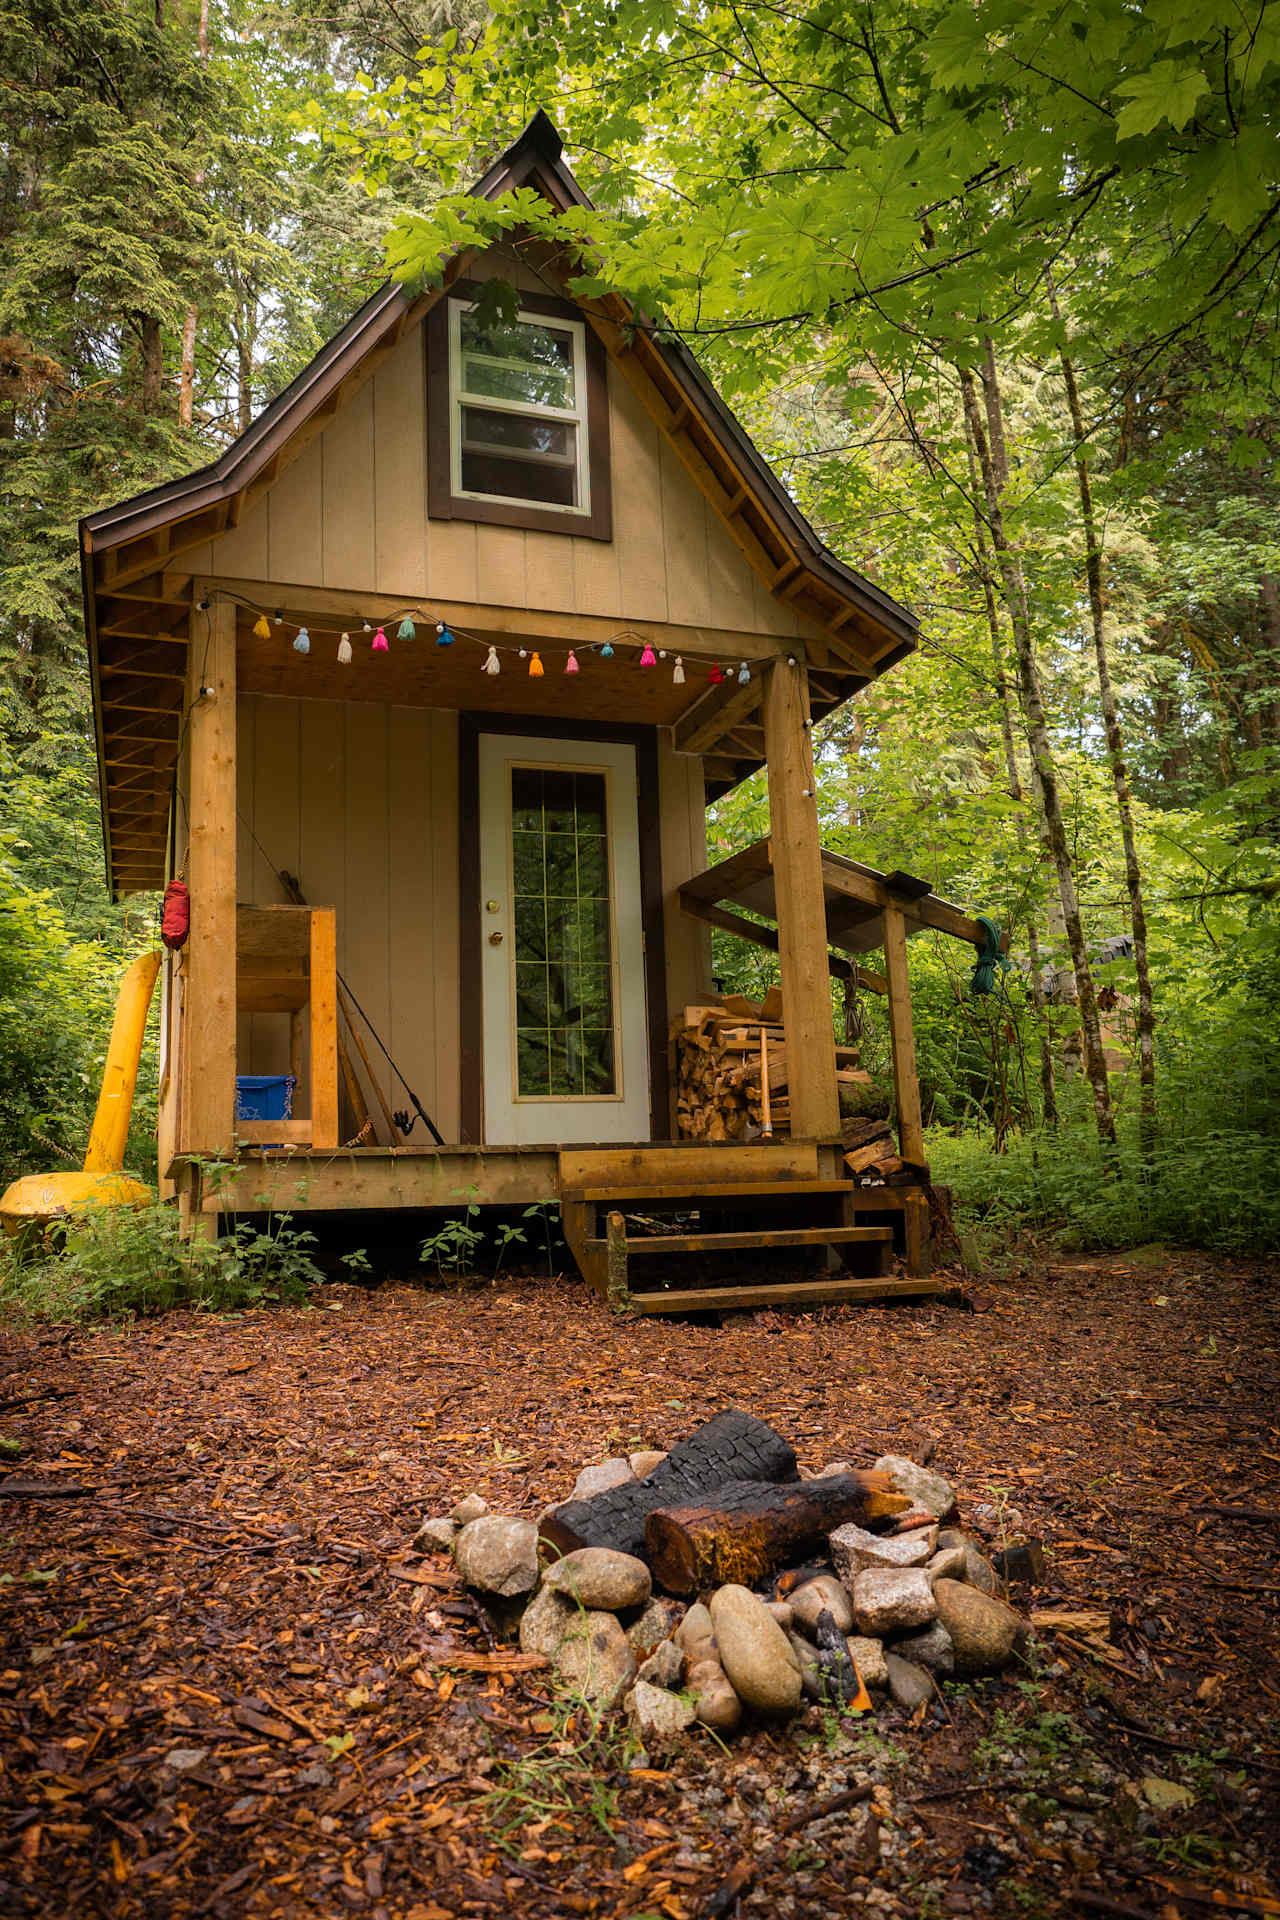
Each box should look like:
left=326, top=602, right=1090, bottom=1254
left=565, top=649, right=580, bottom=675
left=639, top=643, right=657, bottom=667
left=371, top=626, right=388, bottom=653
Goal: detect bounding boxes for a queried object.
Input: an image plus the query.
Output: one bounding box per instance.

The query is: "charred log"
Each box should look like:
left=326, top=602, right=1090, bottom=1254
left=644, top=1471, right=909, bottom=1595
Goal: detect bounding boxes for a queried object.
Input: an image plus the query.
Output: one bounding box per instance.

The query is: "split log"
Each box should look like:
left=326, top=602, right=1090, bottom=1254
left=540, top=1409, right=799, bottom=1560
left=644, top=1471, right=910, bottom=1595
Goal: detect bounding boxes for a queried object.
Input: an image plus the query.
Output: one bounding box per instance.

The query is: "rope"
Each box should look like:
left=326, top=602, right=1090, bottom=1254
left=970, top=915, right=1010, bottom=998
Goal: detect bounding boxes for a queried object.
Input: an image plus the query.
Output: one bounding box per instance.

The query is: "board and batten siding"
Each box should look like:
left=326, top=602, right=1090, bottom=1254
left=191, top=249, right=808, bottom=641
left=235, top=694, right=710, bottom=1141
left=235, top=694, right=462, bottom=1143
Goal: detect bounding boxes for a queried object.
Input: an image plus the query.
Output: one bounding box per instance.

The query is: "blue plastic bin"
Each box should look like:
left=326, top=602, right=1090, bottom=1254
left=234, top=1074, right=296, bottom=1123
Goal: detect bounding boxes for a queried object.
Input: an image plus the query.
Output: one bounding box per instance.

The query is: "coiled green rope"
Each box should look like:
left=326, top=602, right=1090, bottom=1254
left=970, top=914, right=1010, bottom=997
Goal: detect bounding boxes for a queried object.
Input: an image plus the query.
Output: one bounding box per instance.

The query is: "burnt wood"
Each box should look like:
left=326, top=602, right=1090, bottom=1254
left=643, top=1471, right=909, bottom=1595
left=539, top=1409, right=798, bottom=1560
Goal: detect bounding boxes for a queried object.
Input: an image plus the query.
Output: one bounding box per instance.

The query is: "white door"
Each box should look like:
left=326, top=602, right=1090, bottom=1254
left=478, top=734, right=651, bottom=1145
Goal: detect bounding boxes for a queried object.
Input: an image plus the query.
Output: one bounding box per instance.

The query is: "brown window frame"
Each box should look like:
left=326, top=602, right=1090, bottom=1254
left=427, top=283, right=613, bottom=541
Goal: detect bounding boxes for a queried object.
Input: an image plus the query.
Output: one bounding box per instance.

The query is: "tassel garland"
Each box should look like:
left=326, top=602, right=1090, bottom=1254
left=238, top=596, right=745, bottom=693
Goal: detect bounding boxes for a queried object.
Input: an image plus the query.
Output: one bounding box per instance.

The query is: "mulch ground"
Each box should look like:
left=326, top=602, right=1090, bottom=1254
left=2, top=1245, right=1278, bottom=1920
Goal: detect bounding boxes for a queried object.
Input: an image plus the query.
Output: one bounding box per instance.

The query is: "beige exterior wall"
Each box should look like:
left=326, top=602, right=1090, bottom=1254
left=235, top=694, right=709, bottom=1140
left=194, top=249, right=807, bottom=642
left=235, top=694, right=462, bottom=1143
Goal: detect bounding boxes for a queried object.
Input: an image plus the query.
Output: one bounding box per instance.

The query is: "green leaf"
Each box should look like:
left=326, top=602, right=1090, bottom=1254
left=1113, top=59, right=1209, bottom=138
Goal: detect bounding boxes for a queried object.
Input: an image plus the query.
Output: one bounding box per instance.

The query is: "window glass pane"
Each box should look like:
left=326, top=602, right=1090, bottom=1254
left=509, top=765, right=615, bottom=1097
left=460, top=312, right=575, bottom=410
left=461, top=408, right=575, bottom=463
left=517, top=1030, right=551, bottom=1096
left=461, top=446, right=578, bottom=509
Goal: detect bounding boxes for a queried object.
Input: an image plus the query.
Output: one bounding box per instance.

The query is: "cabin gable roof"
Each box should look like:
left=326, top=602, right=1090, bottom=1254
left=82, top=111, right=919, bottom=896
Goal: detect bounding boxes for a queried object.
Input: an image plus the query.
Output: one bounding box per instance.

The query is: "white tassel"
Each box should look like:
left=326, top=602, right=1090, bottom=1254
left=482, top=645, right=501, bottom=675
left=337, top=633, right=352, bottom=665
left=672, top=655, right=685, bottom=685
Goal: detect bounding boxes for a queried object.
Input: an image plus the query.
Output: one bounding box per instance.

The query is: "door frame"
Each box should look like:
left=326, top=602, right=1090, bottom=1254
left=459, top=713, right=670, bottom=1145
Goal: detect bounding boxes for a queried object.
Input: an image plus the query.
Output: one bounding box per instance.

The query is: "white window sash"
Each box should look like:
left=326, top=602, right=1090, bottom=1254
left=448, top=300, right=592, bottom=517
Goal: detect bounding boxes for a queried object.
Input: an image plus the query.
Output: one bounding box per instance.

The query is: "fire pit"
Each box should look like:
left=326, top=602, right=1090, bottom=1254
left=412, top=1411, right=1032, bottom=1745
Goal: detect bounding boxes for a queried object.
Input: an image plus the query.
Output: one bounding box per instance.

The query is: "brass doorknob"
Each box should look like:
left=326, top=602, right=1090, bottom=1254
left=488, top=930, right=504, bottom=945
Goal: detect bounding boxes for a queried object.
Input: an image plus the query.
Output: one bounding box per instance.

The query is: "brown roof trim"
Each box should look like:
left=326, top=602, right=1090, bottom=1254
left=80, top=110, right=917, bottom=654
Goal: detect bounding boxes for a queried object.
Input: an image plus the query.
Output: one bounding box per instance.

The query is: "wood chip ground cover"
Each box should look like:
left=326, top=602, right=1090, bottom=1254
left=1, top=1249, right=1277, bottom=1919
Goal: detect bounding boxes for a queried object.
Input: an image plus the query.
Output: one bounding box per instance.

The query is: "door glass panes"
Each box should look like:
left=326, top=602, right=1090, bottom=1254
left=511, top=766, right=616, bottom=1098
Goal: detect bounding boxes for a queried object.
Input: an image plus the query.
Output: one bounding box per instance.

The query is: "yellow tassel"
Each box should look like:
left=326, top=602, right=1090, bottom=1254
left=252, top=614, right=271, bottom=640
left=529, top=650, right=544, bottom=677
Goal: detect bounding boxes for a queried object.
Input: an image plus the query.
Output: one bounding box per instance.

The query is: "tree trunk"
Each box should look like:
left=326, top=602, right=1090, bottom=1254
left=645, top=1471, right=908, bottom=1595
left=959, top=356, right=1115, bottom=1144
left=139, top=315, right=164, bottom=413
left=178, top=305, right=198, bottom=427
left=967, top=444, right=1058, bottom=1128
left=1056, top=332, right=1157, bottom=1152
left=540, top=1410, right=799, bottom=1560
left=177, top=0, right=209, bottom=429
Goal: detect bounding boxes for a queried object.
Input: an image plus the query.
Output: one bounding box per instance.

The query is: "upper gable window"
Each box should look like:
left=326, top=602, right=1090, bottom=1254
left=452, top=305, right=588, bottom=514
left=427, top=285, right=612, bottom=541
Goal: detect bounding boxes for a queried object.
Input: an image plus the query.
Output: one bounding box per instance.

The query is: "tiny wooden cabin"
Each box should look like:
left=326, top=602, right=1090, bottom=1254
left=81, top=113, right=987, bottom=1313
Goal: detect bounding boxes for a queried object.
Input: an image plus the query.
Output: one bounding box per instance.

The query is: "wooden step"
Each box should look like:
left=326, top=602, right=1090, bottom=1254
left=609, top=1225, right=892, bottom=1256
left=558, top=1142, right=820, bottom=1189
left=630, top=1275, right=944, bottom=1316
left=561, top=1178, right=854, bottom=1205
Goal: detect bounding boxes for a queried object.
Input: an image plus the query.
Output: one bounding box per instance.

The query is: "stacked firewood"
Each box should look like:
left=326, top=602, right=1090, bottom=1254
left=672, top=991, right=879, bottom=1142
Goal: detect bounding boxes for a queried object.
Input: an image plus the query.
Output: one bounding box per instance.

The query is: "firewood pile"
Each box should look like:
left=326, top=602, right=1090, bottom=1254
left=673, top=992, right=882, bottom=1141
left=413, top=1411, right=1039, bottom=1748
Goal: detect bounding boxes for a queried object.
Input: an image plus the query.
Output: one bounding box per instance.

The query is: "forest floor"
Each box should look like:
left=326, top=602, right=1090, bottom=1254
left=1, top=1245, right=1278, bottom=1920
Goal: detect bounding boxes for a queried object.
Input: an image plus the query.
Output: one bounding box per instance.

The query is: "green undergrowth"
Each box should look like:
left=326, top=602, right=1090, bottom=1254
left=0, top=1198, right=323, bottom=1322
left=931, top=1114, right=1280, bottom=1257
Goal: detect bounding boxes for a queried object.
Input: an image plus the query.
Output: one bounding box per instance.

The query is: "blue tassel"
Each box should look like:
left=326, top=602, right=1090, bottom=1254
left=292, top=627, right=310, bottom=655
left=737, top=660, right=750, bottom=685
left=397, top=617, right=416, bottom=642
left=600, top=641, right=614, bottom=659
left=436, top=623, right=455, bottom=647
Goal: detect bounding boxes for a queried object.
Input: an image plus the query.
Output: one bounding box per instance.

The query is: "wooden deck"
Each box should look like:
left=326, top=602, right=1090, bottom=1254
left=174, top=1139, right=937, bottom=1313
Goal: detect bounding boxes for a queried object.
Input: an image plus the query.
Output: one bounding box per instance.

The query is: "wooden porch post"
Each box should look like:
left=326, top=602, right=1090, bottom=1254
left=761, top=659, right=840, bottom=1139
left=882, top=904, right=925, bottom=1165
left=178, top=587, right=238, bottom=1160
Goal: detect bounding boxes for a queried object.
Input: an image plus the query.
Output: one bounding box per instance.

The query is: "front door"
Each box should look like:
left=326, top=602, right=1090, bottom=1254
left=478, top=733, right=650, bottom=1145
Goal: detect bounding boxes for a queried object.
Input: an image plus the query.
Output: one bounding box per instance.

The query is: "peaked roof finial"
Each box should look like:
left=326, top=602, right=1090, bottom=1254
left=500, top=109, right=563, bottom=170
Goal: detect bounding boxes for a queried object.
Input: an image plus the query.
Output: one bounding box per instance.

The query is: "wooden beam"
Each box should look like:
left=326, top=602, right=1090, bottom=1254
left=761, top=660, right=840, bottom=1139
left=674, top=674, right=763, bottom=754
left=819, top=857, right=992, bottom=948
left=308, top=908, right=339, bottom=1151
left=178, top=587, right=237, bottom=1156
left=164, top=574, right=789, bottom=667
left=677, top=891, right=891, bottom=990
left=882, top=903, right=925, bottom=1167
